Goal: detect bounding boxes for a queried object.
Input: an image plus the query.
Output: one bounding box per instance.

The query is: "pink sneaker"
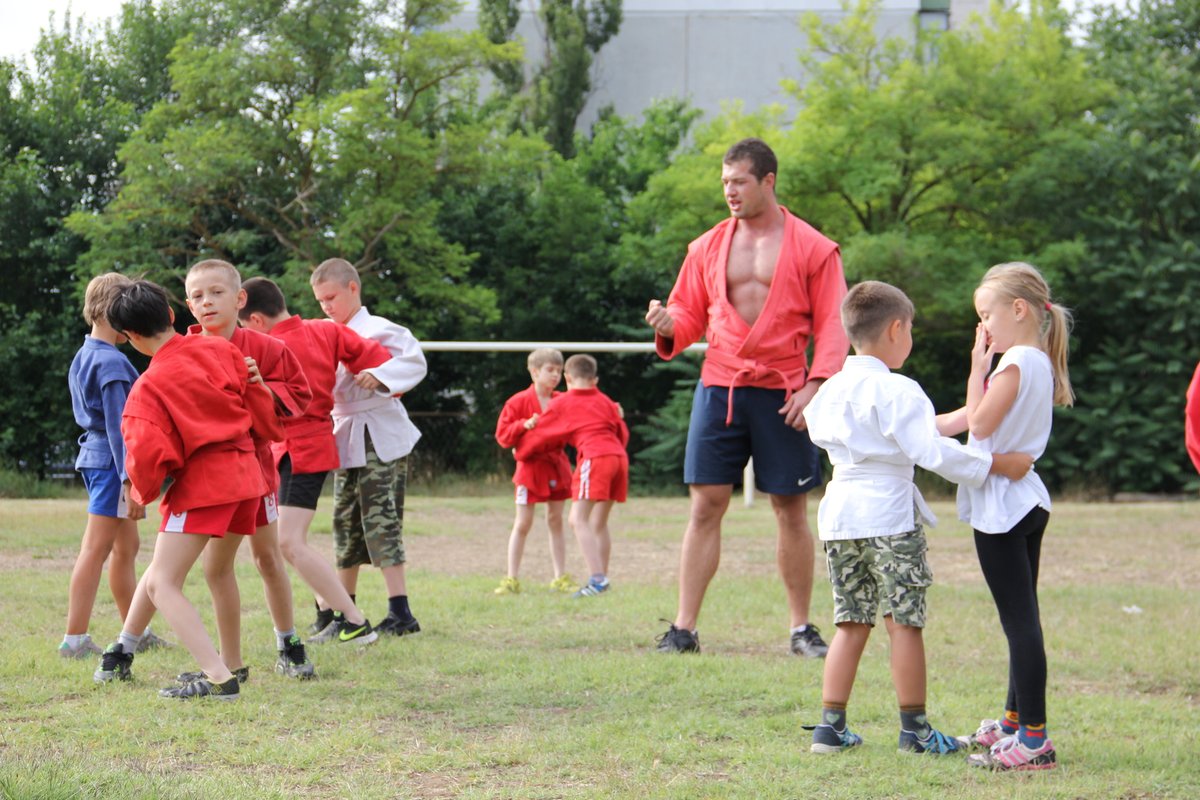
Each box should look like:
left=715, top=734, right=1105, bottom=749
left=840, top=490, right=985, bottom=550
left=955, top=719, right=1014, bottom=750
left=968, top=736, right=1057, bottom=771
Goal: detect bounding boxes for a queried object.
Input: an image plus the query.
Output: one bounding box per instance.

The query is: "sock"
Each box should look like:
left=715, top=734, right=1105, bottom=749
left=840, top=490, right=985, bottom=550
left=275, top=628, right=295, bottom=650
left=590, top=573, right=607, bottom=587
left=118, top=630, right=142, bottom=653
left=790, top=625, right=810, bottom=635
left=388, top=595, right=411, bottom=620
left=63, top=633, right=88, bottom=648
left=1001, top=710, right=1020, bottom=733
left=900, top=706, right=931, bottom=737
left=821, top=703, right=848, bottom=731
left=1018, top=723, right=1047, bottom=748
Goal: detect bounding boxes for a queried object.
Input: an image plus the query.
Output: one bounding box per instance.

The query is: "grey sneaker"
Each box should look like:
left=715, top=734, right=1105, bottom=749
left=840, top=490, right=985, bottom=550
left=177, top=666, right=249, bottom=684
left=159, top=675, right=240, bottom=701
left=790, top=625, right=829, bottom=658
left=655, top=623, right=700, bottom=654
left=306, top=617, right=342, bottom=645
left=135, top=630, right=172, bottom=653
left=59, top=636, right=103, bottom=659
left=93, top=643, right=134, bottom=683
left=808, top=723, right=863, bottom=754
left=276, top=635, right=316, bottom=679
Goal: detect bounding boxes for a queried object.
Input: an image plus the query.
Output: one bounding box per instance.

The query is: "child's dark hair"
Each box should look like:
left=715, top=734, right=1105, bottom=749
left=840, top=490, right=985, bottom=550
left=841, top=281, right=914, bottom=348
left=240, top=277, right=287, bottom=320
left=108, top=280, right=173, bottom=338
left=564, top=354, right=598, bottom=380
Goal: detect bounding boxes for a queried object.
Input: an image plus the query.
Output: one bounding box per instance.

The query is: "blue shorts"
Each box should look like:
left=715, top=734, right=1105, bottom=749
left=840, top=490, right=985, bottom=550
left=683, top=382, right=822, bottom=496
left=81, top=466, right=126, bottom=517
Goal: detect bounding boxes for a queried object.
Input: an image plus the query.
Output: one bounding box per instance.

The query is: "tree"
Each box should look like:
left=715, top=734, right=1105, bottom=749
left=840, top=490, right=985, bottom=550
left=478, top=0, right=622, bottom=157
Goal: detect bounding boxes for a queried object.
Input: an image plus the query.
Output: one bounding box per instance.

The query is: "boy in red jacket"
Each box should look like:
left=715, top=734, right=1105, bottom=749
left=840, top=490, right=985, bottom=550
left=494, top=348, right=575, bottom=595
left=99, top=280, right=283, bottom=701
left=516, top=354, right=629, bottom=598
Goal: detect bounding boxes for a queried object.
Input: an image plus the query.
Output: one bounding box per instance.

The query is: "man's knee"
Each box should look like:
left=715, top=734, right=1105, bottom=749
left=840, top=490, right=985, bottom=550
left=688, top=485, right=731, bottom=526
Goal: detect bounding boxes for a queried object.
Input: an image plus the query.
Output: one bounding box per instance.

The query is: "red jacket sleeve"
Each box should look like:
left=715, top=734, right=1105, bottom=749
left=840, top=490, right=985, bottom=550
left=1186, top=361, right=1200, bottom=475
left=806, top=250, right=850, bottom=382
left=514, top=402, right=575, bottom=461
left=496, top=395, right=531, bottom=449
left=334, top=325, right=391, bottom=374
left=121, top=406, right=184, bottom=506
left=657, top=240, right=712, bottom=360
left=264, top=343, right=312, bottom=419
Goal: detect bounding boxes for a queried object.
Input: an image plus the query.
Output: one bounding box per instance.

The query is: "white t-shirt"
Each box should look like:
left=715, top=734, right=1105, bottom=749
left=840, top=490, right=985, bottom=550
left=956, top=345, right=1054, bottom=534
left=804, top=355, right=992, bottom=541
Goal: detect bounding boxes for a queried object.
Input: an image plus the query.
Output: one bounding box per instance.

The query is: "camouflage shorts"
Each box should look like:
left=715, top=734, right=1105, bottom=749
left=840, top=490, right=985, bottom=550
left=824, top=524, right=932, bottom=628
left=333, top=438, right=407, bottom=570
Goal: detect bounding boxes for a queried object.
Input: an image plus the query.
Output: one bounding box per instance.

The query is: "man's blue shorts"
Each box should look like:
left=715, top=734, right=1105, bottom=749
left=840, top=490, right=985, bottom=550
left=81, top=466, right=125, bottom=517
left=683, top=382, right=823, bottom=496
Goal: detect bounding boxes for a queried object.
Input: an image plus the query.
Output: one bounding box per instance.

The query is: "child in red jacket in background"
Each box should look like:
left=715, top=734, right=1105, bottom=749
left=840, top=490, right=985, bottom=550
left=516, top=354, right=629, bottom=599
left=1186, top=362, right=1200, bottom=475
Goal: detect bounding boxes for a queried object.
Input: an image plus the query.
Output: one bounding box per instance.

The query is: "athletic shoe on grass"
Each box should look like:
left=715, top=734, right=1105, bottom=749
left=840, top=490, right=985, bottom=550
left=968, top=736, right=1056, bottom=771
left=572, top=578, right=609, bottom=598
left=790, top=626, right=830, bottom=658
left=956, top=719, right=1013, bottom=750
left=308, top=607, right=335, bottom=636
left=899, top=727, right=963, bottom=755
left=655, top=623, right=700, bottom=654
left=808, top=724, right=863, bottom=754
left=494, top=577, right=521, bottom=595
left=93, top=643, right=133, bottom=683
left=376, top=612, right=421, bottom=637
left=334, top=617, right=378, bottom=646
left=548, top=575, right=578, bottom=593
left=59, top=636, right=102, bottom=659
left=177, top=666, right=249, bottom=684
left=135, top=630, right=172, bottom=653
left=159, top=675, right=239, bottom=701
left=277, top=636, right=316, bottom=679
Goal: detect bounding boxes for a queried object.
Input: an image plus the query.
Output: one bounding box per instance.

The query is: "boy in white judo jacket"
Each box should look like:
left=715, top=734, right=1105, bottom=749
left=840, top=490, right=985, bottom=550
left=802, top=280, right=1033, bottom=755
left=312, top=258, right=428, bottom=637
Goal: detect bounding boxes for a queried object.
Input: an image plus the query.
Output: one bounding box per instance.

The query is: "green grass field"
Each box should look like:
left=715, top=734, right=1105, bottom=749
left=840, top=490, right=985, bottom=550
left=1, top=493, right=1197, bottom=799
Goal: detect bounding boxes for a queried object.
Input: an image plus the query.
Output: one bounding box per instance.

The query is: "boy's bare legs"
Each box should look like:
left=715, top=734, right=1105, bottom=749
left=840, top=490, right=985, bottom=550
left=822, top=622, right=870, bottom=705
left=67, top=515, right=139, bottom=635
left=143, top=531, right=233, bottom=683
left=546, top=500, right=567, bottom=578
left=201, top=534, right=245, bottom=671
left=588, top=501, right=614, bottom=575
left=247, top=520, right=296, bottom=632
left=277, top=505, right=368, bottom=626
left=506, top=504, right=536, bottom=578
left=884, top=615, right=926, bottom=707
left=569, top=499, right=604, bottom=576
left=674, top=484, right=731, bottom=630
left=771, top=492, right=816, bottom=629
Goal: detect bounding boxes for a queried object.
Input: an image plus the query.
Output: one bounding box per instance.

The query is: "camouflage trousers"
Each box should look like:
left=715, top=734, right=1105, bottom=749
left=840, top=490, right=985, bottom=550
left=333, top=432, right=407, bottom=570
left=824, top=523, right=932, bottom=629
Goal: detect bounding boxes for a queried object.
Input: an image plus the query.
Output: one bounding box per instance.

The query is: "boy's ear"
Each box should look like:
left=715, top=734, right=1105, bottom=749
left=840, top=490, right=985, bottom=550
left=168, top=306, right=176, bottom=324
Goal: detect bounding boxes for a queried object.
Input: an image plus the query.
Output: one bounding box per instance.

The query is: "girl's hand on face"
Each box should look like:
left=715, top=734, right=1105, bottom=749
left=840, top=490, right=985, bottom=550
left=971, top=323, right=997, bottom=376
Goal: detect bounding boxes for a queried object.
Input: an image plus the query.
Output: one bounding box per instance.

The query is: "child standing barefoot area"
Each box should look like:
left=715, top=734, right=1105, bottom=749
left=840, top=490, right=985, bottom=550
left=494, top=348, right=576, bottom=595
left=941, top=262, right=1074, bottom=771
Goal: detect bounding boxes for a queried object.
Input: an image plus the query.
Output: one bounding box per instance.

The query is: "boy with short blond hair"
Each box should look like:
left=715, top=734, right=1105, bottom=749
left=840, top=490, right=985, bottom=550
left=494, top=348, right=575, bottom=594
left=62, top=273, right=145, bottom=659
left=310, top=258, right=427, bottom=636
left=515, top=354, right=629, bottom=598
left=801, top=280, right=1033, bottom=753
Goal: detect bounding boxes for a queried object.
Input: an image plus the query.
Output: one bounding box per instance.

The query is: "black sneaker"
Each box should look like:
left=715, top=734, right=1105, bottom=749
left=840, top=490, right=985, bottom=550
left=655, top=623, right=700, bottom=654
left=276, top=635, right=316, bottom=679
left=334, top=617, right=378, bottom=646
left=93, top=643, right=134, bottom=683
left=308, top=606, right=335, bottom=636
left=158, top=675, right=240, bottom=701
left=790, top=625, right=829, bottom=658
left=376, top=612, right=421, bottom=637
left=176, top=666, right=249, bottom=684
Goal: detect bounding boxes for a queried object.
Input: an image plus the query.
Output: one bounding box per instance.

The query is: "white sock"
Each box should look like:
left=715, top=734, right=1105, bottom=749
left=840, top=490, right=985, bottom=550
left=118, top=630, right=142, bottom=653
left=63, top=633, right=89, bottom=648
left=275, top=629, right=295, bottom=650
left=791, top=625, right=810, bottom=635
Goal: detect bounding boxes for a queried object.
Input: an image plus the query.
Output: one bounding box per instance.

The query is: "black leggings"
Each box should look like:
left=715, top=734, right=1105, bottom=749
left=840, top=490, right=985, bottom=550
left=974, top=506, right=1050, bottom=726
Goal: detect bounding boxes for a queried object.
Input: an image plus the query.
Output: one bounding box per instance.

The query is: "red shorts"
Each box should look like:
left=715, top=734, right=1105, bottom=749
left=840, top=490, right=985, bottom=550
left=160, top=497, right=260, bottom=537
left=572, top=454, right=628, bottom=502
left=255, top=492, right=279, bottom=528
left=515, top=481, right=571, bottom=506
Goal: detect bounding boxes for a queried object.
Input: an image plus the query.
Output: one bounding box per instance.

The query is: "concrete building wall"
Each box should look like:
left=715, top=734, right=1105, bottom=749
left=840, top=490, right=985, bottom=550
left=449, top=1, right=929, bottom=128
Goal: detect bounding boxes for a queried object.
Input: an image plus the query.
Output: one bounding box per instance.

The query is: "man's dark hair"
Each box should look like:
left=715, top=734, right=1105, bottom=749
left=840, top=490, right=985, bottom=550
left=724, top=138, right=778, bottom=182
left=240, top=276, right=288, bottom=320
left=108, top=280, right=173, bottom=338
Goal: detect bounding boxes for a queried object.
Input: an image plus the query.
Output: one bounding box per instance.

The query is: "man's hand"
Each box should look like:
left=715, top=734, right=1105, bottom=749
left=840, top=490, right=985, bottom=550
left=779, top=380, right=822, bottom=430
left=645, top=299, right=675, bottom=339
left=353, top=372, right=385, bottom=392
